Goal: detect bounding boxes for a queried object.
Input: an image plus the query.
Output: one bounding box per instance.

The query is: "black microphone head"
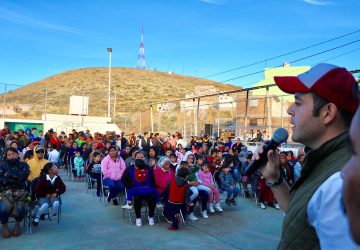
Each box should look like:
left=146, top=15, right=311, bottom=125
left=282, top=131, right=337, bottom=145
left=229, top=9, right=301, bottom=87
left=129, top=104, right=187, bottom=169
left=272, top=128, right=289, bottom=144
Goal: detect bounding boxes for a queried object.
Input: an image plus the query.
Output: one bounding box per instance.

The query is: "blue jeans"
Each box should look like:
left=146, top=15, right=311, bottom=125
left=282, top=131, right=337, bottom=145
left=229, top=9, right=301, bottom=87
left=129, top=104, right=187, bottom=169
left=0, top=200, right=25, bottom=224
left=222, top=186, right=239, bottom=199
left=231, top=167, right=241, bottom=181
left=103, top=179, right=123, bottom=199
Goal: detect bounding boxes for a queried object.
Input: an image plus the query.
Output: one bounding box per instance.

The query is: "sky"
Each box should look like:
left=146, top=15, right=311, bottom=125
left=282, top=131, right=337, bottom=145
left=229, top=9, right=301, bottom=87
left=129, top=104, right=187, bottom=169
left=1, top=0, right=360, bottom=92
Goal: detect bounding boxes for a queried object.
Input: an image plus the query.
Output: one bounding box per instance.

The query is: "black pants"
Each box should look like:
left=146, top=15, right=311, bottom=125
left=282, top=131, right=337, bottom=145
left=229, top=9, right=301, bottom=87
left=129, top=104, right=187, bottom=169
left=134, top=193, right=156, bottom=219
left=159, top=190, right=169, bottom=204
left=163, top=202, right=185, bottom=229
left=188, top=189, right=209, bottom=213
left=90, top=172, right=102, bottom=193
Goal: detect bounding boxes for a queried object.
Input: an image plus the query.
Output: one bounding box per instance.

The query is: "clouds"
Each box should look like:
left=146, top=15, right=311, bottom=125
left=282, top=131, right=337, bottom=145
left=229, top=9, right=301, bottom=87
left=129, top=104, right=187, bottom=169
left=0, top=7, right=84, bottom=34
left=302, top=0, right=331, bottom=5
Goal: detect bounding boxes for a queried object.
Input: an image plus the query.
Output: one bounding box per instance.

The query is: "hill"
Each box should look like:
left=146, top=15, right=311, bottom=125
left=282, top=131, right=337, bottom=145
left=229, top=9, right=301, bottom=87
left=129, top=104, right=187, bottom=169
left=3, top=67, right=239, bottom=132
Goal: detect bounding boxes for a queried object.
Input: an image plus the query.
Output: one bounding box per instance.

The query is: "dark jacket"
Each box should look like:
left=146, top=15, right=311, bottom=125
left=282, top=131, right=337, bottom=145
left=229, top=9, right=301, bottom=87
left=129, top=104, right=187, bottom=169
left=33, top=175, right=66, bottom=198
left=0, top=159, right=30, bottom=192
left=278, top=132, right=352, bottom=250
left=219, top=172, right=236, bottom=188
left=87, top=161, right=101, bottom=174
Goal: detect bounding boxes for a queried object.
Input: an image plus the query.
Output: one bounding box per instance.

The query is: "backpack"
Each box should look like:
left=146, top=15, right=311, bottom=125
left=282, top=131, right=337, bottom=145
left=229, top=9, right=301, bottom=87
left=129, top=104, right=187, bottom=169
left=134, top=169, right=148, bottom=183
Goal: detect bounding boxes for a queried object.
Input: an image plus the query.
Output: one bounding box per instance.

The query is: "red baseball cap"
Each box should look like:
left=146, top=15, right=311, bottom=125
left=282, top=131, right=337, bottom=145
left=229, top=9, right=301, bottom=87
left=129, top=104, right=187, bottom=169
left=274, top=63, right=359, bottom=115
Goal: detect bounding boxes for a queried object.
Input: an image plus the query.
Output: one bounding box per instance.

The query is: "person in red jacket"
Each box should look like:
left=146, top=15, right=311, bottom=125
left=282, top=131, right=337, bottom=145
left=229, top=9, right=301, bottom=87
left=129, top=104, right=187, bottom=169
left=49, top=132, right=61, bottom=150
left=32, top=162, right=66, bottom=226
left=163, top=167, right=192, bottom=230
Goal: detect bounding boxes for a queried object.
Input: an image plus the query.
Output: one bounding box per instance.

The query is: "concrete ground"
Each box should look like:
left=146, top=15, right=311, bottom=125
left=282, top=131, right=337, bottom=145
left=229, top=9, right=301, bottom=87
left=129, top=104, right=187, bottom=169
left=0, top=170, right=284, bottom=250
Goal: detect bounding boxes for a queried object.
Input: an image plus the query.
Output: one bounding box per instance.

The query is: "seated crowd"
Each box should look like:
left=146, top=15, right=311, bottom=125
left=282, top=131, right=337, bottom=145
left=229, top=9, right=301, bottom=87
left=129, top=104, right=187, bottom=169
left=0, top=126, right=300, bottom=233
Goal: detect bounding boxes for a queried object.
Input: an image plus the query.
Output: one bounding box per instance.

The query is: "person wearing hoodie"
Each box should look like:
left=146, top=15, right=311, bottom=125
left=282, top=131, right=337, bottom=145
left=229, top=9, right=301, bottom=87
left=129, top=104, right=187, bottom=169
left=154, top=157, right=175, bottom=204
left=163, top=167, right=192, bottom=231
left=121, top=159, right=157, bottom=227
left=180, top=151, right=210, bottom=220
left=27, top=145, right=49, bottom=182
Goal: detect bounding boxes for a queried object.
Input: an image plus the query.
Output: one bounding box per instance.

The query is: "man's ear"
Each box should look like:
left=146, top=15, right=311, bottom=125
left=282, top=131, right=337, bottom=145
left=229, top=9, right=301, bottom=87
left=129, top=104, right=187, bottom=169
left=322, top=103, right=338, bottom=125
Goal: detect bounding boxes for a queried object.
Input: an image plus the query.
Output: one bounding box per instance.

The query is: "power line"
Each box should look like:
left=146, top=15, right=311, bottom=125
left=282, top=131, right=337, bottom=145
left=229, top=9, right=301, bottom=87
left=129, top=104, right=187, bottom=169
left=221, top=39, right=360, bottom=83
left=202, top=28, right=360, bottom=79
left=148, top=69, right=359, bottom=106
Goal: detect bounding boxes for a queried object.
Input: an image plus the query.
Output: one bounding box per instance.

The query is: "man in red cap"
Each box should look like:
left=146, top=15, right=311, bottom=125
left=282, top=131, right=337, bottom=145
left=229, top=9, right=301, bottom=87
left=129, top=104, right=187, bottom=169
left=254, top=63, right=359, bottom=249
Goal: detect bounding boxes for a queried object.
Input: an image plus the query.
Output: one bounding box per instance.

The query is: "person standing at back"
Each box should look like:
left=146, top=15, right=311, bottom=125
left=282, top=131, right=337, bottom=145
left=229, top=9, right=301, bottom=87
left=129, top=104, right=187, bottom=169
left=254, top=64, right=359, bottom=249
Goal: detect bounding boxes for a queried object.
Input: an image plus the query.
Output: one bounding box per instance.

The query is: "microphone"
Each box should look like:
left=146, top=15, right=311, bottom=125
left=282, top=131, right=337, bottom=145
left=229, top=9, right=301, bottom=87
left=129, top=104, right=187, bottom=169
left=245, top=128, right=289, bottom=176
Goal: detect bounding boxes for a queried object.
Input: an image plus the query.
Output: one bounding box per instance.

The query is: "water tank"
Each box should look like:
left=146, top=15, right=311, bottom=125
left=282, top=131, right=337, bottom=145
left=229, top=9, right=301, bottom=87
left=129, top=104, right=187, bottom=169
left=69, top=96, right=89, bottom=115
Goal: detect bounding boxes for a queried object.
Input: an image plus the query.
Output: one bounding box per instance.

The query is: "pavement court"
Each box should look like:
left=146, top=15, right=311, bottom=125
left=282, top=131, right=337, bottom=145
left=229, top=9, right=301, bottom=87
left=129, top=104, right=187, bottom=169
left=0, top=170, right=284, bottom=250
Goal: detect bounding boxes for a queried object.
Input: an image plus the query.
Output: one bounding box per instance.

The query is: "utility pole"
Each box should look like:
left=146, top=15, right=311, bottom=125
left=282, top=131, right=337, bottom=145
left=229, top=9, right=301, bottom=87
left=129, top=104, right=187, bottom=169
left=2, top=84, right=7, bottom=120
left=44, top=88, right=48, bottom=121
left=107, top=48, right=112, bottom=118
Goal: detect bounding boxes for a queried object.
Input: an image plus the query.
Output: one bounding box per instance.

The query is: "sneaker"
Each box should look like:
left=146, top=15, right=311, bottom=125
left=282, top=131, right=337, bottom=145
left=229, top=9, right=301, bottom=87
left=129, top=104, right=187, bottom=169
left=274, top=203, right=280, bottom=210
left=136, top=218, right=142, bottom=227
left=156, top=203, right=164, bottom=209
left=214, top=203, right=223, bottom=212
left=189, top=213, right=199, bottom=221
left=208, top=203, right=215, bottom=213
left=162, top=212, right=173, bottom=224
left=260, top=202, right=266, bottom=209
left=230, top=198, right=237, bottom=206
left=148, top=217, right=155, bottom=226
left=168, top=226, right=178, bottom=231
left=106, top=193, right=111, bottom=203
left=225, top=198, right=231, bottom=206
left=113, top=199, right=119, bottom=206
left=122, top=203, right=133, bottom=209
left=32, top=219, right=39, bottom=227
left=201, top=210, right=209, bottom=219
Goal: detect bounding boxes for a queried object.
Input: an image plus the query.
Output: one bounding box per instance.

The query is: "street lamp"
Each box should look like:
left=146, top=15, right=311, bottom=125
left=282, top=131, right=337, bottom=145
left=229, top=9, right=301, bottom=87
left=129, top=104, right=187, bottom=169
left=107, top=48, right=112, bottom=118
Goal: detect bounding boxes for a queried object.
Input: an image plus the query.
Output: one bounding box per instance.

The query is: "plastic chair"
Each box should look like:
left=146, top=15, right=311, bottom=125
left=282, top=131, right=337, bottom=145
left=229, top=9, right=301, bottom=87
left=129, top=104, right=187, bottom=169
left=122, top=188, right=151, bottom=224
left=28, top=178, right=62, bottom=235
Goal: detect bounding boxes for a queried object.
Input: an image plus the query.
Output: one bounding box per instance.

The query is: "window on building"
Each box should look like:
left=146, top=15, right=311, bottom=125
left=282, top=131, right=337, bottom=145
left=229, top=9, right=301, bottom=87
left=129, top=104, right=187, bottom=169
left=249, top=118, right=257, bottom=126
left=250, top=99, right=258, bottom=107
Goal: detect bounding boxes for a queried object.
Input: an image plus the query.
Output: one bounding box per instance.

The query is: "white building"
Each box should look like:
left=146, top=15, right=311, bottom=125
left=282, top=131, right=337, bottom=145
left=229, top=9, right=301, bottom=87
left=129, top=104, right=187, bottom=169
left=218, top=95, right=236, bottom=109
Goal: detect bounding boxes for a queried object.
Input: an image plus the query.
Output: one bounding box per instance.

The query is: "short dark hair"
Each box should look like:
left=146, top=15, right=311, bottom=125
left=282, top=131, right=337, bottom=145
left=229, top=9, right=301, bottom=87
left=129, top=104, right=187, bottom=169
left=211, top=148, right=218, bottom=155
left=177, top=167, right=190, bottom=178
left=130, top=147, right=139, bottom=156
left=311, top=92, right=353, bottom=127
left=196, top=155, right=203, bottom=161
left=93, top=152, right=101, bottom=158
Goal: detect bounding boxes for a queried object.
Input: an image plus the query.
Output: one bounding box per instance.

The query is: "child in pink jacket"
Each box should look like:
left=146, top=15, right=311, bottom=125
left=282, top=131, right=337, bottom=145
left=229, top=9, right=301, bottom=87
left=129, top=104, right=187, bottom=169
left=198, top=163, right=223, bottom=213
